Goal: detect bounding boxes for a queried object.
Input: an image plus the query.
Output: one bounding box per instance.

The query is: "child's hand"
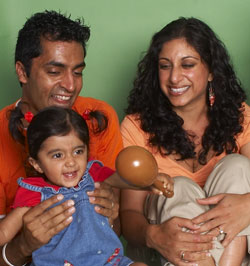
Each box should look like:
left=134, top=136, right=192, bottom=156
left=150, top=173, right=174, bottom=198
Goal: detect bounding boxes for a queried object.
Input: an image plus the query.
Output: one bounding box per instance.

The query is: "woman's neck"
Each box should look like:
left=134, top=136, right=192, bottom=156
left=174, top=103, right=209, bottom=134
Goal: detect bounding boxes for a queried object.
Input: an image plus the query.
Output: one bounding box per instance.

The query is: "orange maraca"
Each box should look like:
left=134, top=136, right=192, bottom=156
left=115, top=146, right=173, bottom=197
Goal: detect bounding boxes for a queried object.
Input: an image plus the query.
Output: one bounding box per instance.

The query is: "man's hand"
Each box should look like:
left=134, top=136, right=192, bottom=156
left=19, top=194, right=75, bottom=256
left=87, top=182, right=119, bottom=228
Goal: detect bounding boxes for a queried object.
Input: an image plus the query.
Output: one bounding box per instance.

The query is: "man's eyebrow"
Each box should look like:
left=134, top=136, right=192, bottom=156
left=74, top=62, right=86, bottom=69
left=45, top=61, right=86, bottom=69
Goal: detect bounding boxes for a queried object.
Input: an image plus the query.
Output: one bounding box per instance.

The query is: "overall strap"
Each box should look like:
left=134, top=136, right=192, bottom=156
left=17, top=177, right=43, bottom=192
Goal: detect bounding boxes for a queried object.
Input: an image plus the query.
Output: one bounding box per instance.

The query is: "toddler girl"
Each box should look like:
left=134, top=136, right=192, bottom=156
left=0, top=106, right=172, bottom=266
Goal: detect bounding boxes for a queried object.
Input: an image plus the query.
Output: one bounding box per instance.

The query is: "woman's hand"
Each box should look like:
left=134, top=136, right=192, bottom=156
left=192, top=193, right=250, bottom=247
left=146, top=217, right=214, bottom=266
left=87, top=182, right=119, bottom=228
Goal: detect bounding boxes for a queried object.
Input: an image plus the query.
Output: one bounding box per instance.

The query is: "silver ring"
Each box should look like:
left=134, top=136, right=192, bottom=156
left=218, top=227, right=224, bottom=234
left=180, top=251, right=185, bottom=260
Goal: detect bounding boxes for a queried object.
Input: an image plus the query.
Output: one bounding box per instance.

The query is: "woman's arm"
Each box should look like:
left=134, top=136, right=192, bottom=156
left=0, top=194, right=75, bottom=266
left=0, top=207, right=30, bottom=245
left=120, top=189, right=215, bottom=265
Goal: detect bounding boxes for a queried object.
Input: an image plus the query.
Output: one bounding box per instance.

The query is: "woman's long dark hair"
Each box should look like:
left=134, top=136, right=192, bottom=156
left=126, top=17, right=246, bottom=164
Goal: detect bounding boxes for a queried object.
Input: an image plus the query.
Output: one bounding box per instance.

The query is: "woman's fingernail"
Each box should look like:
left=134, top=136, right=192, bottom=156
left=87, top=191, right=94, bottom=195
left=193, top=224, right=200, bottom=229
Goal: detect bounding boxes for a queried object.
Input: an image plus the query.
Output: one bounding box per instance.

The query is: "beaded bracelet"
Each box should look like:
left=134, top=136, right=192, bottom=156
left=2, top=243, right=27, bottom=266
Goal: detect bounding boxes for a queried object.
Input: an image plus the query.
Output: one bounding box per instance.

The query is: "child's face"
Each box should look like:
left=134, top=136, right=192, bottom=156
left=29, top=131, right=88, bottom=187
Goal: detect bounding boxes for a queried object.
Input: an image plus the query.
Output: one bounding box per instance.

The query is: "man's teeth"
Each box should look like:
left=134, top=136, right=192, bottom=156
left=54, top=95, right=70, bottom=100
left=170, top=86, right=189, bottom=93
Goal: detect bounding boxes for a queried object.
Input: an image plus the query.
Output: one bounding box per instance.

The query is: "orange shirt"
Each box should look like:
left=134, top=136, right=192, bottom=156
left=121, top=104, right=250, bottom=187
left=0, top=96, right=123, bottom=215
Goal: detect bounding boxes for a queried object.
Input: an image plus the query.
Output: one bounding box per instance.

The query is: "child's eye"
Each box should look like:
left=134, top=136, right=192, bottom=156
left=52, top=153, right=62, bottom=159
left=75, top=149, right=84, bottom=155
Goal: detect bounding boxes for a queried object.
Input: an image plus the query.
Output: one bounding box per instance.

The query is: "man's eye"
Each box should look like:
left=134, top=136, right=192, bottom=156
left=74, top=71, right=83, bottom=76
left=48, top=71, right=60, bottom=75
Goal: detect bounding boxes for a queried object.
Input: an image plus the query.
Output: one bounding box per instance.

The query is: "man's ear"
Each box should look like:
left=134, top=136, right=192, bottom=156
left=28, top=157, right=43, bottom=174
left=16, top=61, right=28, bottom=84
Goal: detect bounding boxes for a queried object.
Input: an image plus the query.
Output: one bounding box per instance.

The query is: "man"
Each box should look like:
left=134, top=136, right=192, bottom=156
left=0, top=10, right=122, bottom=265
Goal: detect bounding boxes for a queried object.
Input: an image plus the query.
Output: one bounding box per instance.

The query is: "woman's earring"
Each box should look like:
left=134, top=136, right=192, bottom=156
left=209, top=83, right=215, bottom=107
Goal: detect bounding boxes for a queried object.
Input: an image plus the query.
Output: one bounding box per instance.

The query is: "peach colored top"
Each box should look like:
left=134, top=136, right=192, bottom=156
left=121, top=104, right=250, bottom=187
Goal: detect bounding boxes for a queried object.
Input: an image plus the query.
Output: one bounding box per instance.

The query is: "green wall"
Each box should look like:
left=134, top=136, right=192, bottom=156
left=1, top=0, right=250, bottom=120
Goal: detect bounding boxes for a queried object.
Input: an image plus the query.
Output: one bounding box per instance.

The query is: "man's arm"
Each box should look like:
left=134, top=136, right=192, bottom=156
left=0, top=195, right=75, bottom=265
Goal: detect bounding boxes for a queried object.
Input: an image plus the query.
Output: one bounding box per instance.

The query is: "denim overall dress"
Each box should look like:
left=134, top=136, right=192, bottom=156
left=18, top=160, right=133, bottom=266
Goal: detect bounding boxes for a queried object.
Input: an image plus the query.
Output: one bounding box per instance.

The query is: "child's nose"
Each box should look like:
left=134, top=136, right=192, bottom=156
left=65, top=156, right=75, bottom=167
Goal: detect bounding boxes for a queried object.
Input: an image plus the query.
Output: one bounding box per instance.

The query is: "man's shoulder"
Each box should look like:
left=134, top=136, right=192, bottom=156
left=73, top=96, right=117, bottom=116
left=0, top=102, right=16, bottom=122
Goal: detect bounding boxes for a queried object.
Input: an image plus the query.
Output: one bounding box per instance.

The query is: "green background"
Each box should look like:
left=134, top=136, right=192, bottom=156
left=1, top=0, right=250, bottom=120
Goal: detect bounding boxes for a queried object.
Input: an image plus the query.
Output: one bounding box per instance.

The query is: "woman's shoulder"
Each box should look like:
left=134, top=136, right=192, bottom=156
left=243, top=102, right=250, bottom=115
left=121, top=114, right=141, bottom=126
left=242, top=103, right=250, bottom=124
left=121, top=114, right=149, bottom=147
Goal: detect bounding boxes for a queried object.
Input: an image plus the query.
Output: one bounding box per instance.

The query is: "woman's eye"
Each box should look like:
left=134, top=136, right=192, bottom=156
left=182, top=64, right=195, bottom=68
left=159, top=64, right=171, bottom=70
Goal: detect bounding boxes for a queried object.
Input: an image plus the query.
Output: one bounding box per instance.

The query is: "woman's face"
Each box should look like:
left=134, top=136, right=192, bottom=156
left=158, top=38, right=213, bottom=111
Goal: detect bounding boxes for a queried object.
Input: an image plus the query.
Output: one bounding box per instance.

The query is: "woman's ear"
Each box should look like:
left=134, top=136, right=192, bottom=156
left=16, top=61, right=28, bottom=84
left=208, top=72, right=213, bottom=82
left=28, top=157, right=44, bottom=174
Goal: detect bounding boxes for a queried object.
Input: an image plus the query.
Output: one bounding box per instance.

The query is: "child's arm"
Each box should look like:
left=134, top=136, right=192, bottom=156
left=104, top=172, right=174, bottom=196
left=0, top=207, right=30, bottom=245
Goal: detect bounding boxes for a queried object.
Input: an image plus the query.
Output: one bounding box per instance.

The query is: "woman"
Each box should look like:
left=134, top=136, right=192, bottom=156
left=120, top=17, right=250, bottom=266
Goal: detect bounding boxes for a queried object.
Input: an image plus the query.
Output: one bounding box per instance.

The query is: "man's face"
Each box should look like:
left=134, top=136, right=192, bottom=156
left=18, top=39, right=85, bottom=114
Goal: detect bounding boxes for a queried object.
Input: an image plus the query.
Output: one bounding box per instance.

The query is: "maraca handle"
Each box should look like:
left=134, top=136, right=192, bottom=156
left=153, top=179, right=174, bottom=198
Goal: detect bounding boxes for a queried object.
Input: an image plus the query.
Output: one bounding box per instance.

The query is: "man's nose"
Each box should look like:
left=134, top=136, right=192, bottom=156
left=60, top=72, right=74, bottom=92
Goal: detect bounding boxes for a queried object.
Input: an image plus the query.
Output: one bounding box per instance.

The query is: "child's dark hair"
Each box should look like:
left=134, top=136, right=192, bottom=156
left=27, top=106, right=107, bottom=159
left=9, top=102, right=108, bottom=146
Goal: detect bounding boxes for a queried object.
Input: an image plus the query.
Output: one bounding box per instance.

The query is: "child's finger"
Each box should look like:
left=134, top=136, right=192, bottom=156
left=153, top=180, right=174, bottom=198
